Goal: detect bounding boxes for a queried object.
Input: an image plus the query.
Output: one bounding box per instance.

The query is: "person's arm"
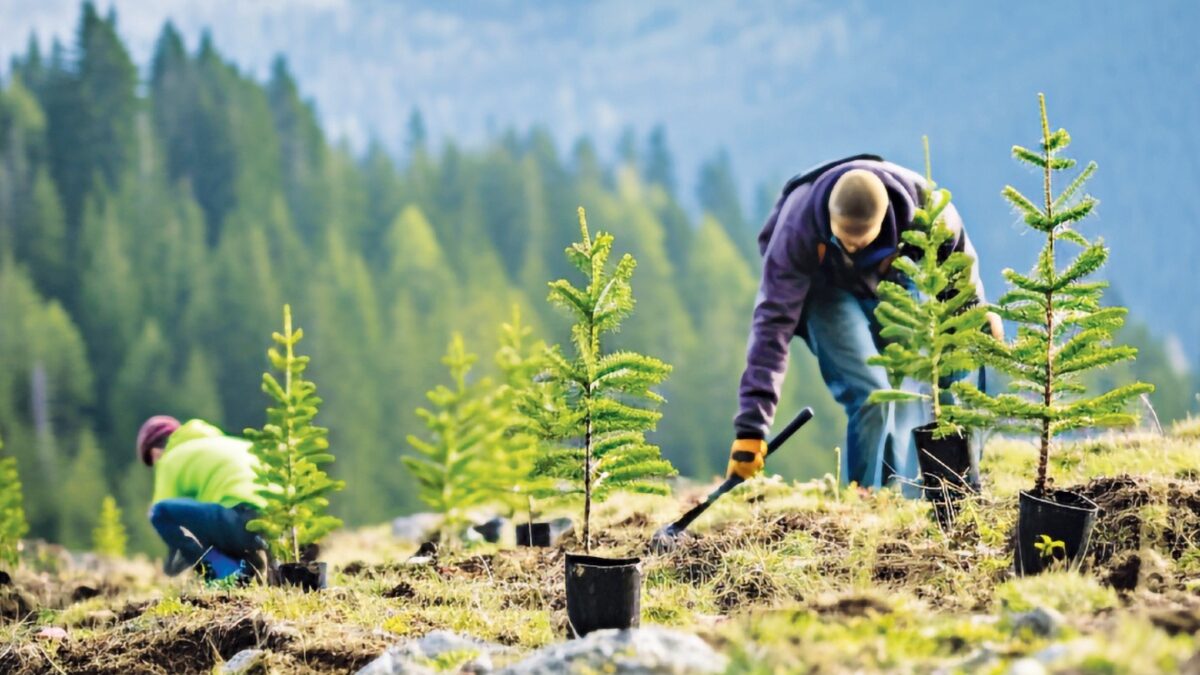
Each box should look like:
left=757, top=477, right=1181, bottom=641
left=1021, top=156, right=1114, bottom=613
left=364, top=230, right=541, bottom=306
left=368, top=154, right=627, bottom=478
left=733, top=216, right=814, bottom=441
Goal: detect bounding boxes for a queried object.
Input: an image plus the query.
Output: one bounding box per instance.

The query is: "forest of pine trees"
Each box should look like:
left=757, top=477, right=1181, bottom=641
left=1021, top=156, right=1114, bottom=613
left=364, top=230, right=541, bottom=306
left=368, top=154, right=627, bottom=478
left=0, top=4, right=1187, bottom=553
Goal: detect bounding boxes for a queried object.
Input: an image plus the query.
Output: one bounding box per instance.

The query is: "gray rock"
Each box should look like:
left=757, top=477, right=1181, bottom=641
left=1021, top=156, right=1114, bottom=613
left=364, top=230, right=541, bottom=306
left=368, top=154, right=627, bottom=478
left=500, top=627, right=726, bottom=675
left=391, top=513, right=442, bottom=542
left=1009, top=606, right=1064, bottom=638
left=1006, top=658, right=1047, bottom=675
left=220, top=649, right=267, bottom=675
left=357, top=630, right=507, bottom=675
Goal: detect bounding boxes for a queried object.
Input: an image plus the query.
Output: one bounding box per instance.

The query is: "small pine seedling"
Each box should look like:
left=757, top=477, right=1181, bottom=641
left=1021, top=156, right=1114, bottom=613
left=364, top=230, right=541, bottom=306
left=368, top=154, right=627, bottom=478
left=404, top=333, right=504, bottom=542
left=524, top=207, right=677, bottom=553
left=245, top=304, right=346, bottom=563
left=491, top=305, right=553, bottom=515
left=952, top=94, right=1154, bottom=495
left=92, top=495, right=127, bottom=558
left=867, top=137, right=989, bottom=437
left=0, top=435, right=29, bottom=569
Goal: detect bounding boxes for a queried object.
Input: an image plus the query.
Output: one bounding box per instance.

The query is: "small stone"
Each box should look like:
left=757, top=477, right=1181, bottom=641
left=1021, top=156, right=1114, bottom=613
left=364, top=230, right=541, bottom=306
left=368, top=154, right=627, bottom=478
left=36, top=626, right=68, bottom=641
left=391, top=513, right=442, bottom=541
left=221, top=648, right=267, bottom=675
left=1010, top=606, right=1064, bottom=638
left=1007, top=658, right=1047, bottom=675
left=357, top=631, right=508, bottom=675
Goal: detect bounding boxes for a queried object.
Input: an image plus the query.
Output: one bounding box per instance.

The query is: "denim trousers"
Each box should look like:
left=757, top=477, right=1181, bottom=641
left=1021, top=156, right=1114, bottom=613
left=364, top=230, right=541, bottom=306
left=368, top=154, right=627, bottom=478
left=149, top=498, right=264, bottom=573
left=800, top=284, right=931, bottom=495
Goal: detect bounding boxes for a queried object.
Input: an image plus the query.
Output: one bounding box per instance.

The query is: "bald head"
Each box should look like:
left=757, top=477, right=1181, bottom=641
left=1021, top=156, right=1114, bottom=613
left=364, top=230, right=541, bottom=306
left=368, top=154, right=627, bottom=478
left=829, top=169, right=888, bottom=252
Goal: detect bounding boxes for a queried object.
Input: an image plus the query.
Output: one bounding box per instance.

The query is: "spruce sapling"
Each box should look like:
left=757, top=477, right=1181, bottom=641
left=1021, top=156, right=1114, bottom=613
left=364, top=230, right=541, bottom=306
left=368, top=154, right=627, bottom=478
left=404, top=333, right=504, bottom=542
left=524, top=207, right=677, bottom=553
left=92, top=495, right=127, bottom=558
left=245, top=305, right=346, bottom=563
left=867, top=137, right=989, bottom=437
left=491, top=306, right=552, bottom=515
left=952, top=94, right=1154, bottom=496
left=0, top=436, right=28, bottom=569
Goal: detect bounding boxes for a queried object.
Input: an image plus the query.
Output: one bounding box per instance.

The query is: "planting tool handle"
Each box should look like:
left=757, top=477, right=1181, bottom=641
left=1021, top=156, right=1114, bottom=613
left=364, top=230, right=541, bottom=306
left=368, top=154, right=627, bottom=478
left=765, top=406, right=813, bottom=458
left=658, top=407, right=814, bottom=538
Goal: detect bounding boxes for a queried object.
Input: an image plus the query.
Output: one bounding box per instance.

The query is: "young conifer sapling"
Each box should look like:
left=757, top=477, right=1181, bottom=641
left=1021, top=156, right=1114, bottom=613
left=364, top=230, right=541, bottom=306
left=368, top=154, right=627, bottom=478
left=245, top=305, right=346, bottom=564
left=868, top=137, right=989, bottom=438
left=92, top=495, right=127, bottom=559
left=524, top=208, right=677, bottom=553
left=404, top=333, right=504, bottom=542
left=952, top=94, right=1154, bottom=496
left=491, top=306, right=552, bottom=517
left=0, top=436, right=28, bottom=570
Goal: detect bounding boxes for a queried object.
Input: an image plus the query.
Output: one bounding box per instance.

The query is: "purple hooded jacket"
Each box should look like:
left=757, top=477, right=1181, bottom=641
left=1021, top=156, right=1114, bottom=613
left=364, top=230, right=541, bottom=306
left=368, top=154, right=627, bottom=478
left=734, top=156, right=985, bottom=439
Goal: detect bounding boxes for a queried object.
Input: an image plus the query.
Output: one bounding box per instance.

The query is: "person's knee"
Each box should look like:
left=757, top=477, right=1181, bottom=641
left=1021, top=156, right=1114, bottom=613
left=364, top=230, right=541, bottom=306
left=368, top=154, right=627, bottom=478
left=148, top=502, right=167, bottom=526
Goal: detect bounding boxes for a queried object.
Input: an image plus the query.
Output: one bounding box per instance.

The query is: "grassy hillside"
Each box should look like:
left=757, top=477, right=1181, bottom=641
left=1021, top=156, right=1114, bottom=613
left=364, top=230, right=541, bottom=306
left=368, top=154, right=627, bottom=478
left=3, top=421, right=1200, bottom=673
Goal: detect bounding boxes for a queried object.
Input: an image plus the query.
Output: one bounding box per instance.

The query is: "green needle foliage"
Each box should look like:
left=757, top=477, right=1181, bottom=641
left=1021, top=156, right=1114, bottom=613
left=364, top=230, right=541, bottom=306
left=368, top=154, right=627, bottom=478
left=404, top=333, right=504, bottom=542
left=491, top=306, right=552, bottom=515
left=92, top=495, right=127, bottom=558
left=867, top=137, right=989, bottom=437
left=0, top=436, right=28, bottom=569
left=952, top=94, right=1154, bottom=495
left=245, top=305, right=345, bottom=563
left=524, top=207, right=677, bottom=553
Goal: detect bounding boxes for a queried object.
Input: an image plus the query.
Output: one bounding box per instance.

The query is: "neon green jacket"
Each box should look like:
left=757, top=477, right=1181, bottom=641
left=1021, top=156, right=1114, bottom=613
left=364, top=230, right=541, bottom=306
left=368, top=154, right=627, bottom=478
left=151, top=419, right=266, bottom=509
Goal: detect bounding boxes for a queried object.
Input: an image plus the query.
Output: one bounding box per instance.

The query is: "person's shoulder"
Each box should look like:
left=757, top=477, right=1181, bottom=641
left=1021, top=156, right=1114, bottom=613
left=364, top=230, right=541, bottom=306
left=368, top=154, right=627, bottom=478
left=874, top=160, right=927, bottom=194
left=167, top=433, right=249, bottom=459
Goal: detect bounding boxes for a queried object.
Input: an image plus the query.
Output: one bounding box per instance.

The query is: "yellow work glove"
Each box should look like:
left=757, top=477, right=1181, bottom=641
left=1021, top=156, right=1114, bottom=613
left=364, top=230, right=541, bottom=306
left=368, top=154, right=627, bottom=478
left=727, top=438, right=767, bottom=480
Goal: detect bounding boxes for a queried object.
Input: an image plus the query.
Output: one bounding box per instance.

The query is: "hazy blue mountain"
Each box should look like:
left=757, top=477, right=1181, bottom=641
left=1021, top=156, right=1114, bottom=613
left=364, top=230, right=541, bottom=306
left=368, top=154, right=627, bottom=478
left=2, top=0, right=1197, bottom=362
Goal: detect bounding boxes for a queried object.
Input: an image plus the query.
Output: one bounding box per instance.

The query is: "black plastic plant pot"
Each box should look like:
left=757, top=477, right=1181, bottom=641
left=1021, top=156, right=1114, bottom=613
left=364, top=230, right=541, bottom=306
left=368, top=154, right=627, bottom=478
left=517, top=522, right=552, bottom=547
left=472, top=517, right=504, bottom=544
left=275, top=561, right=328, bottom=591
left=913, top=423, right=974, bottom=495
left=564, top=553, right=641, bottom=638
left=1016, top=489, right=1099, bottom=576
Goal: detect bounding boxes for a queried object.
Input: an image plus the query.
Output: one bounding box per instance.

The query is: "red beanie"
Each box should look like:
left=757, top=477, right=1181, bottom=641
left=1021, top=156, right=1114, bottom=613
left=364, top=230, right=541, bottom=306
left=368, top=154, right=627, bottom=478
left=137, top=415, right=180, bottom=466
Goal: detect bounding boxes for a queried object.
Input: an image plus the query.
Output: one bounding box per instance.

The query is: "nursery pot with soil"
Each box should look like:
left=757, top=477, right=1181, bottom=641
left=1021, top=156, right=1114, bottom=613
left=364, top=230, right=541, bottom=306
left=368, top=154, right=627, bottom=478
left=471, top=517, right=504, bottom=544
left=913, top=423, right=974, bottom=495
left=913, top=424, right=976, bottom=528
left=564, top=553, right=641, bottom=637
left=273, top=561, right=328, bottom=591
left=1015, top=489, right=1099, bottom=576
left=517, top=522, right=552, bottom=547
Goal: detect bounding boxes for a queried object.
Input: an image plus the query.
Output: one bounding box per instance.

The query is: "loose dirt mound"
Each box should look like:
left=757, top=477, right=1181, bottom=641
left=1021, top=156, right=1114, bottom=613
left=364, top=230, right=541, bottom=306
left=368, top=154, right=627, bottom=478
left=1076, top=474, right=1200, bottom=590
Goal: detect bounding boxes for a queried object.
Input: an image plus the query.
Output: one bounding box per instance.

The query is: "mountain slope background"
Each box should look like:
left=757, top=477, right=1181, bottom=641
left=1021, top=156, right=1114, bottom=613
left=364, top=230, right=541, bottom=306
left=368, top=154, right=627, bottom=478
left=3, top=1, right=1196, bottom=361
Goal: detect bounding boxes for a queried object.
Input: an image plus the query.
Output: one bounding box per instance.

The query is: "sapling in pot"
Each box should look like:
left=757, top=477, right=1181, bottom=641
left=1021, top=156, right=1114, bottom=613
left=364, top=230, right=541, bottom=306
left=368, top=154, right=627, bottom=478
left=245, top=305, right=346, bottom=590
left=492, top=307, right=556, bottom=547
left=952, top=94, right=1154, bottom=575
left=867, top=137, right=989, bottom=510
left=0, top=435, right=28, bottom=583
left=404, top=333, right=504, bottom=547
left=523, top=207, right=677, bottom=637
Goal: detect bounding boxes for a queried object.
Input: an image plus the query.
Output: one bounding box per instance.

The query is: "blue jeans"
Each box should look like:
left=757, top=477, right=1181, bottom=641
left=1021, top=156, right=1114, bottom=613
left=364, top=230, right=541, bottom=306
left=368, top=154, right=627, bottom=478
left=149, top=499, right=264, bottom=574
left=800, top=285, right=927, bottom=495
